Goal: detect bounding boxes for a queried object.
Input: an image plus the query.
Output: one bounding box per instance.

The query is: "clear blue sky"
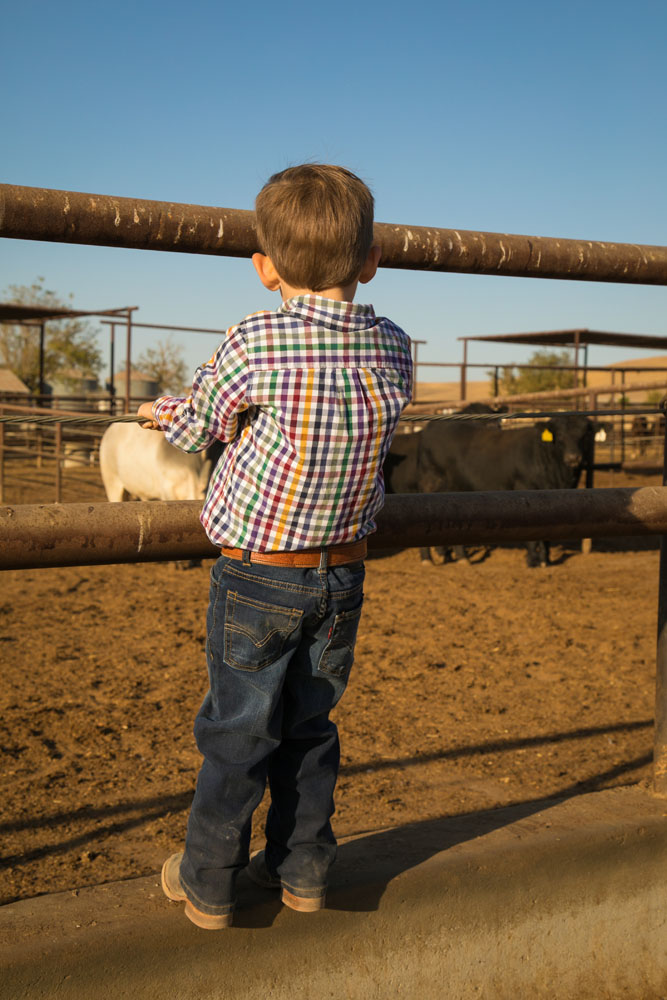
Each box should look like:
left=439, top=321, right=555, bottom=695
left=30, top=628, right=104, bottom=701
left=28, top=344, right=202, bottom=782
left=2, top=0, right=666, bottom=382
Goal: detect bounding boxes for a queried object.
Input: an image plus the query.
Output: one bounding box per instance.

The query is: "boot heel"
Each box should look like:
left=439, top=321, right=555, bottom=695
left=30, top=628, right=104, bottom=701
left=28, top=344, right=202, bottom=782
left=184, top=901, right=234, bottom=930
left=281, top=888, right=326, bottom=912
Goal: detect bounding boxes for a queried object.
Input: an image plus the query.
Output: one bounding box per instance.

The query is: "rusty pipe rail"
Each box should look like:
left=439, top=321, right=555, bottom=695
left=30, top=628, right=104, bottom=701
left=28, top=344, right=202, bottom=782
left=3, top=487, right=667, bottom=571
left=2, top=184, right=667, bottom=284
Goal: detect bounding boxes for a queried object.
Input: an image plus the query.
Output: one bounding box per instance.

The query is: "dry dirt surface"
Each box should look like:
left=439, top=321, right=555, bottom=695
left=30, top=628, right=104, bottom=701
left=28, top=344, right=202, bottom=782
left=1, top=517, right=660, bottom=907
left=0, top=460, right=662, bottom=906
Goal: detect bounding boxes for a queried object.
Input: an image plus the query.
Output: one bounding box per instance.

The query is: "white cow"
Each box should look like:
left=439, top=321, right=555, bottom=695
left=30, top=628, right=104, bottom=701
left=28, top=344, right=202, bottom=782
left=99, top=422, right=222, bottom=502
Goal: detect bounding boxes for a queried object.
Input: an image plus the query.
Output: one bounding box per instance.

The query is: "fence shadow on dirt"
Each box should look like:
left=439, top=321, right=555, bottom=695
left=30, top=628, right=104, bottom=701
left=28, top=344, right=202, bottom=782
left=0, top=718, right=653, bottom=912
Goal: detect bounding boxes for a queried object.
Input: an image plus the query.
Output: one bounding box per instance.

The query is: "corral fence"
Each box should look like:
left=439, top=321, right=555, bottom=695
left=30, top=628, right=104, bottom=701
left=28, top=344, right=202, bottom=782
left=407, top=361, right=667, bottom=470
left=0, top=401, right=158, bottom=504
left=2, top=392, right=664, bottom=505
left=0, top=402, right=662, bottom=506
left=1, top=182, right=667, bottom=797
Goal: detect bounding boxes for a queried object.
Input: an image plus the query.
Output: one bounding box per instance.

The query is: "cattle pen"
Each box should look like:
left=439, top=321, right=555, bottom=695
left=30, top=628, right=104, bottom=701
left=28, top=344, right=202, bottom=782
left=2, top=184, right=667, bottom=999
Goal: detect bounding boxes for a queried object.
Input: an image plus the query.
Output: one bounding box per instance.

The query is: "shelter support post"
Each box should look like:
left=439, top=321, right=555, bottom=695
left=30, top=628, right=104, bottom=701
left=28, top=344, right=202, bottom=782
left=654, top=403, right=667, bottom=796
left=125, top=312, right=132, bottom=414
left=109, top=323, right=115, bottom=414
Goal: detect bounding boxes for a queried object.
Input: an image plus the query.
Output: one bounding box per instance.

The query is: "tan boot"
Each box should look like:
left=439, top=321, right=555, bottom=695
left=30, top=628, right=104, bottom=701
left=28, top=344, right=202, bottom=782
left=161, top=853, right=234, bottom=930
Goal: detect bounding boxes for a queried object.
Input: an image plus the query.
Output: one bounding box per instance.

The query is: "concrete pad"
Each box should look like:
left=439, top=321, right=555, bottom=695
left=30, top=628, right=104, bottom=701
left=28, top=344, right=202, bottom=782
left=1, top=785, right=666, bottom=999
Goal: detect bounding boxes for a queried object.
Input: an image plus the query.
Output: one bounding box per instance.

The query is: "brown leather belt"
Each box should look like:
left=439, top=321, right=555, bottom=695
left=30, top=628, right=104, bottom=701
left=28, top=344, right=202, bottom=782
left=220, top=539, right=367, bottom=567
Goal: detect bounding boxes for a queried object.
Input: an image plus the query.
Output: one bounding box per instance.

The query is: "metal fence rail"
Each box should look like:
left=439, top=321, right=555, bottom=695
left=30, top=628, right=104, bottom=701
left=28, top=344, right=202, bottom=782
left=3, top=489, right=667, bottom=569
left=2, top=184, right=667, bottom=284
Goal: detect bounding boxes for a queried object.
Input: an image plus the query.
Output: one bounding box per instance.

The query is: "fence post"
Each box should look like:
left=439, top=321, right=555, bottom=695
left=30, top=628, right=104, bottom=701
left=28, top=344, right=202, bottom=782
left=620, top=390, right=626, bottom=465
left=54, top=423, right=62, bottom=503
left=412, top=340, right=419, bottom=404
left=581, top=422, right=596, bottom=555
left=0, top=409, right=4, bottom=505
left=460, top=340, right=468, bottom=402
left=654, top=399, right=667, bottom=796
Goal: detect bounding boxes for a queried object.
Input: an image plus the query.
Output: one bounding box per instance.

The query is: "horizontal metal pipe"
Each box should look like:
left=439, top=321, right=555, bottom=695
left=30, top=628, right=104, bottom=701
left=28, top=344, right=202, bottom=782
left=3, top=487, right=667, bottom=571
left=2, top=184, right=667, bottom=285
left=100, top=319, right=226, bottom=334
left=443, top=375, right=667, bottom=409
left=495, top=377, right=667, bottom=404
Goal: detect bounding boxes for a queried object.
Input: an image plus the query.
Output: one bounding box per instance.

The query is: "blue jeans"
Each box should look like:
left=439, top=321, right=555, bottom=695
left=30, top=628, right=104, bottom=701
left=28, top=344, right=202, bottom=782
left=179, top=553, right=365, bottom=916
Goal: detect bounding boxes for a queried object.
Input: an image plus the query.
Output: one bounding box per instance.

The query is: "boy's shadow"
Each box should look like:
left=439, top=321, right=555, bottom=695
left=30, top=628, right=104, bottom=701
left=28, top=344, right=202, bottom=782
left=232, top=735, right=650, bottom=928
left=231, top=789, right=573, bottom=928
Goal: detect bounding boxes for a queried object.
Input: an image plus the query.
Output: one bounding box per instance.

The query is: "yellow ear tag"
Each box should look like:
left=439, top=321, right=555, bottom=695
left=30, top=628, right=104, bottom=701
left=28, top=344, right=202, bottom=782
left=541, top=429, right=554, bottom=442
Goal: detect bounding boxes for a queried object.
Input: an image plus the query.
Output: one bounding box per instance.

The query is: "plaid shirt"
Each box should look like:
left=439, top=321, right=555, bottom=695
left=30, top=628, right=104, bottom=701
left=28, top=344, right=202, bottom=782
left=152, top=295, right=412, bottom=551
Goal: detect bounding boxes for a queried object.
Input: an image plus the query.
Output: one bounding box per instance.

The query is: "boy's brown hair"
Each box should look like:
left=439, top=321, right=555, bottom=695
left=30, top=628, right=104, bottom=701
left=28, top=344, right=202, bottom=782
left=255, top=164, right=375, bottom=291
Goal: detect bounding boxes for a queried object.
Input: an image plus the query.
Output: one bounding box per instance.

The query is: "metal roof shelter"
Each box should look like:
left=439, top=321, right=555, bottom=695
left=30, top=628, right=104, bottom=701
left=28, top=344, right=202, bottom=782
left=458, top=328, right=667, bottom=401
left=0, top=303, right=134, bottom=402
left=0, top=304, right=130, bottom=323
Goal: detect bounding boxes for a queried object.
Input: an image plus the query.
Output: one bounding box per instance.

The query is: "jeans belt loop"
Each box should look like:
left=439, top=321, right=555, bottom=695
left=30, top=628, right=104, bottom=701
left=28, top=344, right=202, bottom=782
left=242, top=550, right=251, bottom=565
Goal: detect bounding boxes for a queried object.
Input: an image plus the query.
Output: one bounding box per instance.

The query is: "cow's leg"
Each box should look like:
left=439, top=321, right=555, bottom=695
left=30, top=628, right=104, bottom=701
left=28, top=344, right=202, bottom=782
left=101, top=476, right=129, bottom=503
left=525, top=541, right=549, bottom=568
left=420, top=547, right=433, bottom=563
left=424, top=546, right=470, bottom=565
left=175, top=558, right=204, bottom=570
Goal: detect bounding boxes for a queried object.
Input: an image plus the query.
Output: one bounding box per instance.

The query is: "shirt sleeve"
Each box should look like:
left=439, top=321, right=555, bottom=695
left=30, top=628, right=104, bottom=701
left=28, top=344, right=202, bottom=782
left=151, top=325, right=248, bottom=452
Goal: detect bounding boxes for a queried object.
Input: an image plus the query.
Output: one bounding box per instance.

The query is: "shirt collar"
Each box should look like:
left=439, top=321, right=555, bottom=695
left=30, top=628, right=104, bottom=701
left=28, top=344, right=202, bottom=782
left=279, top=295, right=376, bottom=331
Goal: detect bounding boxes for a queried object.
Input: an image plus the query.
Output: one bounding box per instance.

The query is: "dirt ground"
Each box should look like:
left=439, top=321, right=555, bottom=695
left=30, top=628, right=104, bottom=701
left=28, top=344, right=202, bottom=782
left=0, top=461, right=662, bottom=906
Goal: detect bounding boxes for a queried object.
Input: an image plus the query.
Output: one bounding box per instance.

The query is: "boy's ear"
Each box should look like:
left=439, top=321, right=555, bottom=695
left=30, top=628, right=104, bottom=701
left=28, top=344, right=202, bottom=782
left=358, top=245, right=382, bottom=285
left=252, top=253, right=282, bottom=291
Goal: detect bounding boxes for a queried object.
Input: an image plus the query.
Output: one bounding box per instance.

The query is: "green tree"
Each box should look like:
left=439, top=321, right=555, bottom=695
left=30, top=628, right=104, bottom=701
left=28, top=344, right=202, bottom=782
left=491, top=349, right=576, bottom=396
left=0, top=279, right=103, bottom=392
left=135, top=337, right=189, bottom=394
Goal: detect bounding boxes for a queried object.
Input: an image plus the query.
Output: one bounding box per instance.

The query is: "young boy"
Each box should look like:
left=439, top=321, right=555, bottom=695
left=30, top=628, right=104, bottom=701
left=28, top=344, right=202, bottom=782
left=138, top=164, right=413, bottom=929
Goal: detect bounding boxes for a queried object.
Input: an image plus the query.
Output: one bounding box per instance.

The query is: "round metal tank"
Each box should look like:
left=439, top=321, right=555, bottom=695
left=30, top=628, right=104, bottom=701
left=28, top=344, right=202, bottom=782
left=115, top=371, right=160, bottom=398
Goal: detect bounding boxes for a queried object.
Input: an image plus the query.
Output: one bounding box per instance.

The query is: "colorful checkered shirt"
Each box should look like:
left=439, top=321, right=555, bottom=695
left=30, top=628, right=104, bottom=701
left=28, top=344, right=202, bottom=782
left=152, top=295, right=412, bottom=551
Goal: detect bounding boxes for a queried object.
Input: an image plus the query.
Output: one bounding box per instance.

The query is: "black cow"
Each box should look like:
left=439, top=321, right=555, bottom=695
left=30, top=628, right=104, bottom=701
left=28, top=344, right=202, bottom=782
left=383, top=430, right=421, bottom=491
left=384, top=413, right=594, bottom=568
left=384, top=403, right=505, bottom=564
left=418, top=414, right=594, bottom=567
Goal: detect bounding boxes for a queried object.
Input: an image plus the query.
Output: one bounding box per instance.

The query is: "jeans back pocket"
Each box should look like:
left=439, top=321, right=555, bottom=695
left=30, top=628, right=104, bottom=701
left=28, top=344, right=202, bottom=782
left=224, top=591, right=303, bottom=671
left=318, top=603, right=363, bottom=679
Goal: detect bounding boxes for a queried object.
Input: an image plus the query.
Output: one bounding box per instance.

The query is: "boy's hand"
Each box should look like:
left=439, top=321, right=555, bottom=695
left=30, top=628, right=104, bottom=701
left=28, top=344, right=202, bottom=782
left=137, top=401, right=161, bottom=430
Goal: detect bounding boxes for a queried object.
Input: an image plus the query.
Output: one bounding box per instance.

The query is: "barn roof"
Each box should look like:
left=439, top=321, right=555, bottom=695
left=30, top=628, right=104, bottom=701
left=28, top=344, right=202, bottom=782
left=459, top=329, right=667, bottom=351
left=0, top=367, right=30, bottom=393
